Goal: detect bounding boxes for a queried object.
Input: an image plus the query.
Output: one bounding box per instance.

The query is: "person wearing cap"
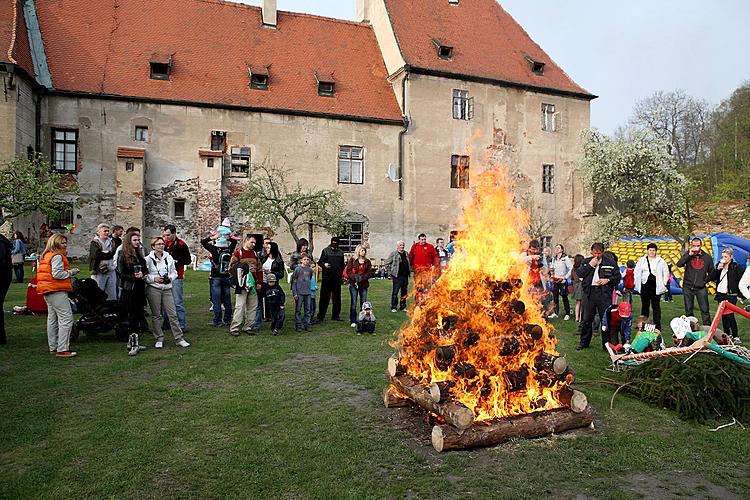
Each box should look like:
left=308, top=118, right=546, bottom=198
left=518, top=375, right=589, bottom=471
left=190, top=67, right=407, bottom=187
left=264, top=273, right=286, bottom=336
left=317, top=236, right=345, bottom=322
left=89, top=223, right=118, bottom=300
left=634, top=243, right=670, bottom=332
left=356, top=301, right=376, bottom=335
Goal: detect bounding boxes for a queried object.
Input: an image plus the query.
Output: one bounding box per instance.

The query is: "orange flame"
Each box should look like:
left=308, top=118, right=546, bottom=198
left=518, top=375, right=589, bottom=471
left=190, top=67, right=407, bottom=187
left=392, top=167, right=569, bottom=420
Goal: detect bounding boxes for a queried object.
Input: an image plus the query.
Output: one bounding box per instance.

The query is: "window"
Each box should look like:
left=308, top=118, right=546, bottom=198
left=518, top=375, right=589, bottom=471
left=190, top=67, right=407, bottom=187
left=173, top=199, right=186, bottom=219
left=125, top=161, right=134, bottom=172
left=318, top=81, right=335, bottom=97
left=250, top=73, right=268, bottom=90
left=433, top=38, right=453, bottom=60
left=230, top=147, right=250, bottom=176
left=338, top=222, right=364, bottom=252
left=452, top=89, right=473, bottom=120
left=48, top=204, right=74, bottom=229
left=526, top=56, right=545, bottom=75
left=207, top=158, right=214, bottom=168
left=210, top=131, right=226, bottom=151
left=51, top=129, right=77, bottom=172
left=541, top=236, right=552, bottom=249
left=338, top=146, right=364, bottom=184
left=149, top=62, right=170, bottom=80
left=450, top=155, right=469, bottom=189
left=135, top=126, right=148, bottom=142
left=541, top=103, right=556, bottom=132
left=542, top=164, right=554, bottom=194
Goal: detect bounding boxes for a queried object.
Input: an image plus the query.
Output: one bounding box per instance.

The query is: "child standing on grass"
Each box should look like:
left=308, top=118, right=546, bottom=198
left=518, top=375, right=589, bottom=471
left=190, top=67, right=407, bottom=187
left=264, top=274, right=286, bottom=336
left=291, top=254, right=314, bottom=332
left=622, top=260, right=635, bottom=304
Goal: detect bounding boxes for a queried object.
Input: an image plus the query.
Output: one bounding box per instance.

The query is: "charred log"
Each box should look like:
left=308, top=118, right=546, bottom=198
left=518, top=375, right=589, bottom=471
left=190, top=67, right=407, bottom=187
left=453, top=362, right=477, bottom=379
left=434, top=346, right=455, bottom=371
left=428, top=381, right=455, bottom=403
left=535, top=353, right=568, bottom=375
left=462, top=329, right=480, bottom=348
left=387, top=354, right=406, bottom=377
left=431, top=405, right=594, bottom=452
left=557, top=387, right=588, bottom=413
left=524, top=324, right=544, bottom=341
left=504, top=366, right=529, bottom=393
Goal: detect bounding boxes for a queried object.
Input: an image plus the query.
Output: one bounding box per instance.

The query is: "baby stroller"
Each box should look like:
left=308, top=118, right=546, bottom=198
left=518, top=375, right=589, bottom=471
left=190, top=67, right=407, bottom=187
left=69, top=278, right=126, bottom=342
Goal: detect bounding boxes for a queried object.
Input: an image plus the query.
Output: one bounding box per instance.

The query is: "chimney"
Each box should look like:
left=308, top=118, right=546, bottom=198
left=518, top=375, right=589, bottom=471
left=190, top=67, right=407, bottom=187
left=262, top=0, right=277, bottom=28
left=356, top=0, right=370, bottom=23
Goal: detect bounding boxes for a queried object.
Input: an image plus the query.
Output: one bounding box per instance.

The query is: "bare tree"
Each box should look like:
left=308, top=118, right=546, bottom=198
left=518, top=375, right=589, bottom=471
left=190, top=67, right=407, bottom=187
left=630, top=89, right=712, bottom=167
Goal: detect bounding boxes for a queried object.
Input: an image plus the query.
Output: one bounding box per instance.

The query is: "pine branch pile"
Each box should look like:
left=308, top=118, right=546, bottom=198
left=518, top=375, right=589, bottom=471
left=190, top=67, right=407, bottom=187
left=621, top=354, right=750, bottom=423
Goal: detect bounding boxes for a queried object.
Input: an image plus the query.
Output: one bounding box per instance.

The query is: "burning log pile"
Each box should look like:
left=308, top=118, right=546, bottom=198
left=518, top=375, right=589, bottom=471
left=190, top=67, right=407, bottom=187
left=384, top=169, right=593, bottom=451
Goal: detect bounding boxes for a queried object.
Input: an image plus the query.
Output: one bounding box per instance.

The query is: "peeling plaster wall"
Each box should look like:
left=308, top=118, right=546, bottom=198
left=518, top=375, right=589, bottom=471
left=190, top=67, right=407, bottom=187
left=41, top=96, right=403, bottom=259
left=403, top=73, right=591, bottom=248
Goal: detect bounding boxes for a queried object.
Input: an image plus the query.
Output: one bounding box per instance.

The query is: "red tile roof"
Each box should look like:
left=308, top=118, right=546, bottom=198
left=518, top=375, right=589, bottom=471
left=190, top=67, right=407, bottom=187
left=1, top=0, right=35, bottom=78
left=117, top=147, right=146, bottom=159
left=33, top=0, right=403, bottom=123
left=384, top=0, right=594, bottom=99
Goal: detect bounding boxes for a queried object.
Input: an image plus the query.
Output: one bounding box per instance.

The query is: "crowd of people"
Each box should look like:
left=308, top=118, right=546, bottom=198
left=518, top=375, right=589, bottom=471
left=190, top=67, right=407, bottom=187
left=1, top=225, right=748, bottom=358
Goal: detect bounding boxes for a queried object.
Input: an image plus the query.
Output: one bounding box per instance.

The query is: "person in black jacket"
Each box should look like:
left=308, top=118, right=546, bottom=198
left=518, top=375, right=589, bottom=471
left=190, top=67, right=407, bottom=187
left=576, top=242, right=621, bottom=350
left=117, top=230, right=149, bottom=355
left=317, top=237, right=345, bottom=322
left=201, top=233, right=238, bottom=327
left=708, top=248, right=744, bottom=343
left=0, top=233, right=12, bottom=344
left=676, top=237, right=715, bottom=325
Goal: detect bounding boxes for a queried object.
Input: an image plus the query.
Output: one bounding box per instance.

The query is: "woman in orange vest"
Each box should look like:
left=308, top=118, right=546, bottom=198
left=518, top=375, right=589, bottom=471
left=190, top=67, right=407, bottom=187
left=37, top=233, right=80, bottom=357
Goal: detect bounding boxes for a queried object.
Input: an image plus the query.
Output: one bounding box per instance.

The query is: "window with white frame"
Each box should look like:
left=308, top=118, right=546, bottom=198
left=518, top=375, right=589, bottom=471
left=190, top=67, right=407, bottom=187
left=230, top=147, right=250, bottom=177
left=135, top=126, right=149, bottom=142
left=541, top=235, right=552, bottom=249
left=542, top=164, right=554, bottom=194
left=338, top=146, right=364, bottom=184
left=210, top=131, right=226, bottom=151
left=541, top=103, right=556, bottom=132
left=452, top=89, right=473, bottom=120
left=51, top=129, right=78, bottom=172
left=338, top=222, right=364, bottom=252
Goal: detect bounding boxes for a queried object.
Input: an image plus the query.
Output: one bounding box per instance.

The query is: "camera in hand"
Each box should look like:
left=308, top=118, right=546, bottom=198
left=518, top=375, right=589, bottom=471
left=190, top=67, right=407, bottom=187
left=161, top=274, right=171, bottom=284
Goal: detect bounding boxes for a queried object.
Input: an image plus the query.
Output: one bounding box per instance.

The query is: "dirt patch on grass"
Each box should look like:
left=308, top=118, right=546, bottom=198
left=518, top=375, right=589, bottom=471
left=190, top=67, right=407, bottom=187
left=622, top=473, right=741, bottom=499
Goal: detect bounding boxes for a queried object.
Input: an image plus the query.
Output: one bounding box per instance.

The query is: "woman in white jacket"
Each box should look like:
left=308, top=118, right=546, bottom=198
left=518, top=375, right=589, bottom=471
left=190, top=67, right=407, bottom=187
left=634, top=243, right=670, bottom=331
left=145, top=237, right=190, bottom=349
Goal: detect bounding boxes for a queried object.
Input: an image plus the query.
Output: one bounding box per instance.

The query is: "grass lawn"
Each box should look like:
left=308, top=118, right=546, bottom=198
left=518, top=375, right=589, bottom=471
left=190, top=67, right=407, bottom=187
left=1, top=270, right=748, bottom=498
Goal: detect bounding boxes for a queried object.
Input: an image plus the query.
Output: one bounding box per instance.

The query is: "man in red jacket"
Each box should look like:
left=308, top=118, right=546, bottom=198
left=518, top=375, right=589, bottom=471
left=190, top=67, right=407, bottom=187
left=163, top=224, right=192, bottom=331
left=409, top=233, right=439, bottom=300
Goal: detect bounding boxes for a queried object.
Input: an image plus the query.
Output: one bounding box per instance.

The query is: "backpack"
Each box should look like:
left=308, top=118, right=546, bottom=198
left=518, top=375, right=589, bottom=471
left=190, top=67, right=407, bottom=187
left=623, top=269, right=635, bottom=290
left=230, top=262, right=256, bottom=293
left=215, top=249, right=232, bottom=275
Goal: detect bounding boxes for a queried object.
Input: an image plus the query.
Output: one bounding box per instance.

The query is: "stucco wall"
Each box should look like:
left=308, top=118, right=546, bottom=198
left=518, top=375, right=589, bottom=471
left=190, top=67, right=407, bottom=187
left=401, top=73, right=591, bottom=249
left=39, top=96, right=404, bottom=260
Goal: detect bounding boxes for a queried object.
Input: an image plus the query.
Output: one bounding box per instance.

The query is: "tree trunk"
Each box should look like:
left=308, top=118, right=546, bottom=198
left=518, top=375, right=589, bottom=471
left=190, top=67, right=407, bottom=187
left=431, top=405, right=594, bottom=452
left=388, top=374, right=474, bottom=430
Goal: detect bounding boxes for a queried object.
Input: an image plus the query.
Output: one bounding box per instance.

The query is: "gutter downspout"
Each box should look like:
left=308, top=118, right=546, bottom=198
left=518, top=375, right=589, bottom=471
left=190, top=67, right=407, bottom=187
left=397, top=66, right=410, bottom=201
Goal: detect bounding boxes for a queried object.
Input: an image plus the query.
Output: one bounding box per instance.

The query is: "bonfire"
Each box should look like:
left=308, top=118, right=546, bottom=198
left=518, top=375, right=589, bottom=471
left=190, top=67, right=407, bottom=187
left=384, top=168, right=592, bottom=451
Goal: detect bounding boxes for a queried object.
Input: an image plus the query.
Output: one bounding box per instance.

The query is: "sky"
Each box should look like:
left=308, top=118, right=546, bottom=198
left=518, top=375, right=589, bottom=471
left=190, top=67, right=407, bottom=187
left=237, top=1, right=748, bottom=133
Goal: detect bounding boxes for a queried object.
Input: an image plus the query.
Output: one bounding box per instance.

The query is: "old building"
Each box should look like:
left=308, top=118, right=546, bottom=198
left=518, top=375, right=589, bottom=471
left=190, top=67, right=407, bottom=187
left=1, top=0, right=595, bottom=259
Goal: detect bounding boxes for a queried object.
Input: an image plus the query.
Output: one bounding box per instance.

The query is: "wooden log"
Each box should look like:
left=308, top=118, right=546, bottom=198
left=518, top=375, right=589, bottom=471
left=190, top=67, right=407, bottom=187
left=383, top=385, right=410, bottom=408
left=535, top=353, right=568, bottom=375
left=557, top=387, right=588, bottom=413
left=388, top=354, right=405, bottom=377
left=524, top=324, right=544, bottom=341
left=428, top=381, right=454, bottom=403
left=431, top=405, right=594, bottom=452
left=434, top=345, right=455, bottom=371
left=389, top=373, right=474, bottom=430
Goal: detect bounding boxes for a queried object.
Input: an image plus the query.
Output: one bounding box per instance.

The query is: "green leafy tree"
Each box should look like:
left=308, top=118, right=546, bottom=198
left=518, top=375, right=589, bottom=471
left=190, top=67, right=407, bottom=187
left=706, top=82, right=750, bottom=199
left=236, top=159, right=346, bottom=249
left=580, top=129, right=694, bottom=247
left=0, top=155, right=80, bottom=227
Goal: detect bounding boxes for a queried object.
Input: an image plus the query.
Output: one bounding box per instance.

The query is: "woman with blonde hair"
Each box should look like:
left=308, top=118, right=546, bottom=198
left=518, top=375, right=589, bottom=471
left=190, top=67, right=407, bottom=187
left=708, top=247, right=744, bottom=343
left=343, top=244, right=373, bottom=328
left=36, top=233, right=80, bottom=357
left=144, top=237, right=190, bottom=349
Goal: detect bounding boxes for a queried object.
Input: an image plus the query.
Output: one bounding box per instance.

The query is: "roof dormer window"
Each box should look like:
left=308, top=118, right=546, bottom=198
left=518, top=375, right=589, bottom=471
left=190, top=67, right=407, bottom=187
left=526, top=56, right=545, bottom=75
left=149, top=53, right=172, bottom=80
left=249, top=65, right=269, bottom=90
left=316, top=71, right=336, bottom=97
left=432, top=38, right=453, bottom=60
left=448, top=0, right=460, bottom=5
